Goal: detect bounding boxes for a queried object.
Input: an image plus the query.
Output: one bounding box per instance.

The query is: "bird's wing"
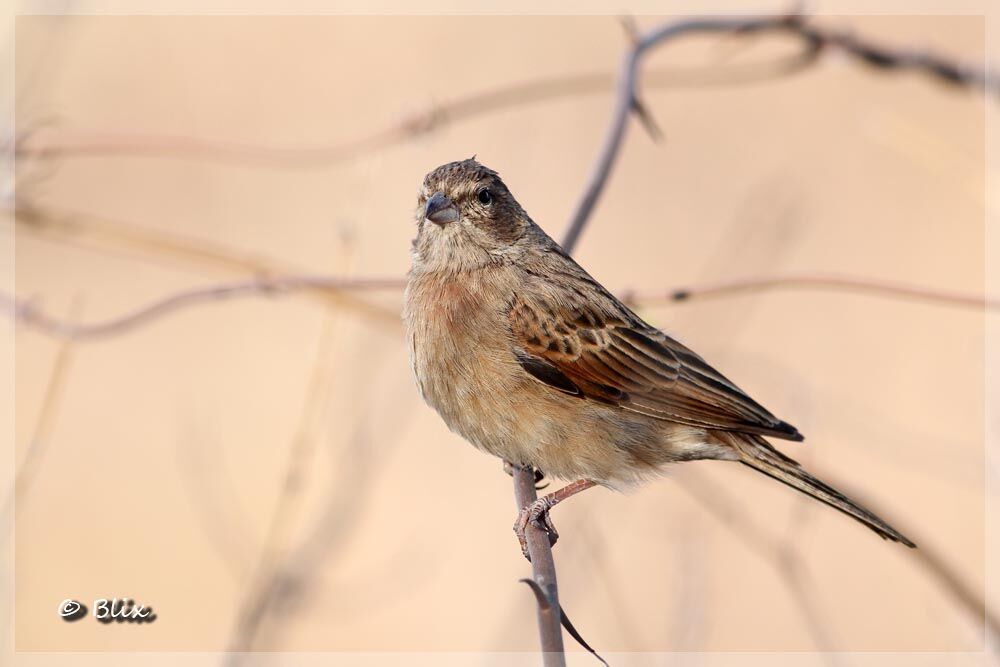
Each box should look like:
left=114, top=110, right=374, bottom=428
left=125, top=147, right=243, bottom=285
left=508, top=269, right=802, bottom=441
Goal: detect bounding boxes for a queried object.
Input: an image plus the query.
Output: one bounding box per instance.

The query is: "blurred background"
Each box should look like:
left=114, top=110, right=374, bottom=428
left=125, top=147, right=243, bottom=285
left=5, top=7, right=996, bottom=664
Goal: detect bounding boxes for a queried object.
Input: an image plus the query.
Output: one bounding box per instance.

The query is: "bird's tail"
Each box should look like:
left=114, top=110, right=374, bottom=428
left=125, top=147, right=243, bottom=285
left=724, top=433, right=916, bottom=548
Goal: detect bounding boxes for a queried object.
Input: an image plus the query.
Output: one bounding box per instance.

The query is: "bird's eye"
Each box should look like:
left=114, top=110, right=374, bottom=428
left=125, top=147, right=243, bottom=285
left=477, top=188, right=493, bottom=206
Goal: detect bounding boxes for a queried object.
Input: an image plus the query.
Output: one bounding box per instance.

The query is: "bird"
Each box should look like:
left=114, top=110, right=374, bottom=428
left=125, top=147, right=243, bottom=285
left=403, top=158, right=915, bottom=558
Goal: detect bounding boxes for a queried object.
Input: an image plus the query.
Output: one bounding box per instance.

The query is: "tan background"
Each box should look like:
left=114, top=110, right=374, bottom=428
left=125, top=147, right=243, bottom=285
left=7, top=10, right=993, bottom=661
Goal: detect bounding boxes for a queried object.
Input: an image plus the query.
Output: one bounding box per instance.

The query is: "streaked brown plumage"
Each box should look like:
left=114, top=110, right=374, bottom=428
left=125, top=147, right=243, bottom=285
left=404, top=158, right=914, bottom=552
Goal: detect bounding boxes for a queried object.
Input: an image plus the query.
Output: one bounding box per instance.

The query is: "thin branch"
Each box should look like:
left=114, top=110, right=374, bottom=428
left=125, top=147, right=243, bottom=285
left=236, top=329, right=421, bottom=651
left=14, top=201, right=291, bottom=276
left=216, top=346, right=414, bottom=655
left=675, top=471, right=840, bottom=655
left=562, top=13, right=997, bottom=252
left=1, top=299, right=81, bottom=525
left=225, top=310, right=341, bottom=659
left=1, top=275, right=404, bottom=342
left=14, top=45, right=820, bottom=169
left=564, top=15, right=818, bottom=253
left=13, top=202, right=403, bottom=326
left=622, top=273, right=1000, bottom=312
left=908, top=532, right=1000, bottom=643
left=815, top=22, right=996, bottom=90
left=15, top=15, right=994, bottom=172
left=678, top=469, right=1000, bottom=644
left=226, top=226, right=416, bottom=655
left=512, top=464, right=565, bottom=666
left=4, top=271, right=992, bottom=343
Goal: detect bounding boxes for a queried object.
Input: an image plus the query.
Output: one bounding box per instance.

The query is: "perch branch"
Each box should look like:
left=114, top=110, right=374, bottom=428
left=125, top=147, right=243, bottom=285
left=512, top=464, right=565, bottom=665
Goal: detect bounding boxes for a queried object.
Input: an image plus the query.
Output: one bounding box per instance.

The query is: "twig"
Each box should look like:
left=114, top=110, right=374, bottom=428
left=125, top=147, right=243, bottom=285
left=519, top=579, right=609, bottom=667
left=622, top=273, right=1000, bottom=312
left=225, top=309, right=342, bottom=659
left=13, top=202, right=403, bottom=326
left=16, top=15, right=994, bottom=172
left=14, top=201, right=290, bottom=275
left=224, top=228, right=418, bottom=655
left=565, top=16, right=813, bottom=253
left=1, top=299, right=81, bottom=525
left=219, top=345, right=413, bottom=656
left=1, top=275, right=404, bottom=342
left=512, top=464, right=565, bottom=666
left=675, top=471, right=840, bottom=655
left=910, top=534, right=1000, bottom=643
left=14, top=47, right=819, bottom=169
left=6, top=269, right=993, bottom=343
left=678, top=469, right=1000, bottom=644
left=562, top=13, right=998, bottom=251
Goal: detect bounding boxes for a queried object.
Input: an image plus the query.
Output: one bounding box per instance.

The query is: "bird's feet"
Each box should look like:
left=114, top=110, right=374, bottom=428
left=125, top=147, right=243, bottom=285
left=513, top=496, right=559, bottom=561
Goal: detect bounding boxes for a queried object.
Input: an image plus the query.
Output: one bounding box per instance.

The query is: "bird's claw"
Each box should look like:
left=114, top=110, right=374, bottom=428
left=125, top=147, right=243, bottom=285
left=513, top=497, right=559, bottom=561
left=502, top=461, right=549, bottom=490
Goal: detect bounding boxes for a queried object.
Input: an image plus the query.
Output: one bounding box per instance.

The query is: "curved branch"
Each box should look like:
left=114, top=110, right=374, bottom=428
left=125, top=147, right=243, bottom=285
left=562, top=16, right=816, bottom=253
left=12, top=203, right=406, bottom=326
left=1, top=276, right=404, bottom=341
left=561, top=13, right=997, bottom=253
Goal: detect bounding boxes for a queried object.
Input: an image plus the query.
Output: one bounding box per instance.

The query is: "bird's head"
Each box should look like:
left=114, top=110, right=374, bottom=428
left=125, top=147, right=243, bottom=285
left=412, top=158, right=531, bottom=272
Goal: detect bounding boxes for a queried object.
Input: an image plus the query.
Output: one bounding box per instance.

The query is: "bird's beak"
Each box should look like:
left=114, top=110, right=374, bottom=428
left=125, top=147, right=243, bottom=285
left=425, top=191, right=459, bottom=226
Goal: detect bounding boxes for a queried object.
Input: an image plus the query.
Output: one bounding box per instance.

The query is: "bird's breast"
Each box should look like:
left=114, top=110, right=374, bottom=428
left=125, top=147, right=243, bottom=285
left=404, top=268, right=526, bottom=450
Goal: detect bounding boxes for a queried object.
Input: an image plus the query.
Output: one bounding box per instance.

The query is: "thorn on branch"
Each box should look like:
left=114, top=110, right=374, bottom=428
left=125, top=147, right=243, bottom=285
left=630, top=96, right=664, bottom=142
left=519, top=577, right=553, bottom=612
left=670, top=289, right=691, bottom=302
left=519, top=579, right=609, bottom=667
